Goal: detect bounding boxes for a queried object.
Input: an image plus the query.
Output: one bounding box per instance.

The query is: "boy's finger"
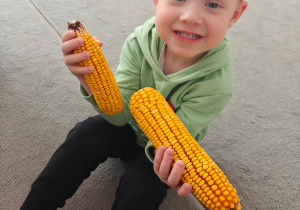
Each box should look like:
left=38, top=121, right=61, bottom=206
left=69, top=65, right=93, bottom=76
left=167, top=160, right=185, bottom=188
left=62, top=30, right=76, bottom=43
left=177, top=183, right=192, bottom=197
left=158, top=148, right=173, bottom=181
left=61, top=37, right=84, bottom=56
left=64, top=51, right=90, bottom=66
left=153, top=146, right=166, bottom=175
left=93, top=36, right=103, bottom=47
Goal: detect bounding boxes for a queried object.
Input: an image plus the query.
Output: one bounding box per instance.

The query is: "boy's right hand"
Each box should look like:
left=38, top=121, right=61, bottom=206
left=154, top=146, right=192, bottom=197
left=61, top=30, right=103, bottom=94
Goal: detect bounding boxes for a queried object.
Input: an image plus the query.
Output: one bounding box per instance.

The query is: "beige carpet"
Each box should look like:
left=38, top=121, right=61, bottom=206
left=1, top=0, right=299, bottom=209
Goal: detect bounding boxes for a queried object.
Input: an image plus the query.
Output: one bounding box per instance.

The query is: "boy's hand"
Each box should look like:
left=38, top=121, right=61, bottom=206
left=154, top=146, right=192, bottom=196
left=61, top=30, right=103, bottom=94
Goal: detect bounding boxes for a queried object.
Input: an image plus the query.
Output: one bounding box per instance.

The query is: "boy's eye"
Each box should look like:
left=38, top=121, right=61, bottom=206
left=206, top=2, right=219, bottom=8
left=176, top=0, right=186, bottom=1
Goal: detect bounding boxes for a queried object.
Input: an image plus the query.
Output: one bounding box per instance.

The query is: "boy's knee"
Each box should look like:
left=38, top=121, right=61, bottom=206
left=67, top=115, right=105, bottom=137
left=75, top=115, right=104, bottom=132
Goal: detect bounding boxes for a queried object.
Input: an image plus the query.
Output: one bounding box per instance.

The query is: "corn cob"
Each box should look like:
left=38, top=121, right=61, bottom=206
left=130, top=87, right=242, bottom=210
left=68, top=20, right=123, bottom=115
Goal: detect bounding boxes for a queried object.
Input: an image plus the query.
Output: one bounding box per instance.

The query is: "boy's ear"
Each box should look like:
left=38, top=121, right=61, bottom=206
left=153, top=0, right=158, bottom=7
left=228, top=1, right=248, bottom=29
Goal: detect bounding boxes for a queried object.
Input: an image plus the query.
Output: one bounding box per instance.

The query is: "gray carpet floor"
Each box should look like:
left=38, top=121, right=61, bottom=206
left=1, top=0, right=299, bottom=209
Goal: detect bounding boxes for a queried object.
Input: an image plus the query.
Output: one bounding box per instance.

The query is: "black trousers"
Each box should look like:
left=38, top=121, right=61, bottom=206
left=21, top=115, right=169, bottom=210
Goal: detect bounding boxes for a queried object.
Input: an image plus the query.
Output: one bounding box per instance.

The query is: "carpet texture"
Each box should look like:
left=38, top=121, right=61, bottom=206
left=1, top=0, right=299, bottom=209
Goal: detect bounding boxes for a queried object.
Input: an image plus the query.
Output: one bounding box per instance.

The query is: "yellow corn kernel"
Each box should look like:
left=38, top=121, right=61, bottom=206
left=130, top=87, right=241, bottom=210
left=68, top=20, right=123, bottom=115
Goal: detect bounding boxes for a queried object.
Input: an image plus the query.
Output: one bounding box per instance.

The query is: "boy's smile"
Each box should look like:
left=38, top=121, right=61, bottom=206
left=153, top=0, right=248, bottom=72
left=173, top=30, right=203, bottom=42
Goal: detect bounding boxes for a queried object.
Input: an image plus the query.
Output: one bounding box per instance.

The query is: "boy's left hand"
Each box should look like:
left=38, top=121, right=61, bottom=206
left=154, top=146, right=192, bottom=196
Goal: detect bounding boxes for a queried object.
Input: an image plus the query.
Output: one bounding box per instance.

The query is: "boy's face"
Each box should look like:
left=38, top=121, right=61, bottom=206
left=153, top=0, right=248, bottom=61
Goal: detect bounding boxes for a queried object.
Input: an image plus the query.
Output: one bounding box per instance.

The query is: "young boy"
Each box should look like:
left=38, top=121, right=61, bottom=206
left=21, top=0, right=247, bottom=209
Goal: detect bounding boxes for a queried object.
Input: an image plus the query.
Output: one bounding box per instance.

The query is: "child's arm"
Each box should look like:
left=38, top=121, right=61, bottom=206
left=61, top=30, right=103, bottom=95
left=154, top=146, right=192, bottom=196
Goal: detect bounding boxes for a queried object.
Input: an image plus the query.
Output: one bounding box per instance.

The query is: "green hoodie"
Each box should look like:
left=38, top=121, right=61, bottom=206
left=81, top=17, right=233, bottom=159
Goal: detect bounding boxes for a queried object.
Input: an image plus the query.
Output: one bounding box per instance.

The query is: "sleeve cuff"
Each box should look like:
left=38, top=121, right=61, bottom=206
left=145, top=141, right=155, bottom=163
left=80, top=84, right=93, bottom=98
left=80, top=84, right=99, bottom=107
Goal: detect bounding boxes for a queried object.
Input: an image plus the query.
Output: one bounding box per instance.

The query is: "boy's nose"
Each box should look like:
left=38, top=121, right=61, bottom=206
left=180, top=4, right=203, bottom=25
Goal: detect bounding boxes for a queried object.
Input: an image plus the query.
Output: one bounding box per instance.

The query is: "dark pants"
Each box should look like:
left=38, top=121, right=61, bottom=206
left=21, top=115, right=169, bottom=210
